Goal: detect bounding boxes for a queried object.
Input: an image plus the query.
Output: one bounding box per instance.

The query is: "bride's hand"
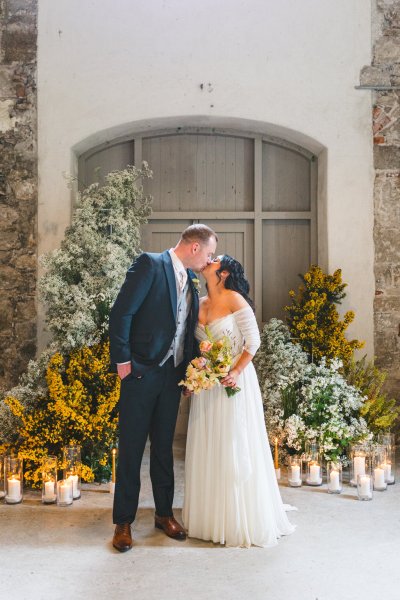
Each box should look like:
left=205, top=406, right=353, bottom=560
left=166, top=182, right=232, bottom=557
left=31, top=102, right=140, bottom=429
left=221, top=369, right=239, bottom=388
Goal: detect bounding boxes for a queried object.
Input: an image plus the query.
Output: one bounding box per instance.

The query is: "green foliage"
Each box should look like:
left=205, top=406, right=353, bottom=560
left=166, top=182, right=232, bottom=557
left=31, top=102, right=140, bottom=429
left=0, top=165, right=152, bottom=483
left=285, top=265, right=364, bottom=367
left=344, top=355, right=399, bottom=434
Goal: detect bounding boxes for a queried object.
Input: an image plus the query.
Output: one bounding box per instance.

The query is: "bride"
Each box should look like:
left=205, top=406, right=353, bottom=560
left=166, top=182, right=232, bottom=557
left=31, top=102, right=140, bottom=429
left=182, top=255, right=295, bottom=548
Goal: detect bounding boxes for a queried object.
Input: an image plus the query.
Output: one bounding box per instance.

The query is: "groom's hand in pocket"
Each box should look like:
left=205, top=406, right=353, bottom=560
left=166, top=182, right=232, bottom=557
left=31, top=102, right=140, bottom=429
left=117, top=362, right=132, bottom=380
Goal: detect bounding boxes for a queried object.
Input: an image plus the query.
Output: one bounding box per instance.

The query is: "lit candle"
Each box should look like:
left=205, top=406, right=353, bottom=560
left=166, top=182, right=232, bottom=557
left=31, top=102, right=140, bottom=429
left=352, top=455, right=366, bottom=484
left=359, top=475, right=372, bottom=498
left=329, top=469, right=340, bottom=491
left=381, top=462, right=392, bottom=483
left=290, top=465, right=301, bottom=483
left=67, top=474, right=80, bottom=499
left=309, top=463, right=321, bottom=483
left=112, top=448, right=117, bottom=484
left=374, top=467, right=385, bottom=489
left=7, top=477, right=21, bottom=501
left=58, top=479, right=72, bottom=503
left=44, top=480, right=55, bottom=500
left=274, top=438, right=279, bottom=469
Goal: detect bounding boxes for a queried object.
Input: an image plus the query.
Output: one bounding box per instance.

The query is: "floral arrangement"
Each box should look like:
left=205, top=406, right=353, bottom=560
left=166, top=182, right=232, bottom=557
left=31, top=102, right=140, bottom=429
left=254, top=319, right=371, bottom=463
left=0, top=165, right=152, bottom=484
left=2, top=342, right=119, bottom=487
left=179, top=328, right=240, bottom=397
left=285, top=265, right=364, bottom=367
left=40, top=164, right=152, bottom=353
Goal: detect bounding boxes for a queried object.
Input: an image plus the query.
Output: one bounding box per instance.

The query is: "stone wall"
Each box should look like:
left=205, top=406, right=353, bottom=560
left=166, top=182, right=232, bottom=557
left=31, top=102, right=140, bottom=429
left=361, top=0, right=400, bottom=401
left=0, top=0, right=37, bottom=391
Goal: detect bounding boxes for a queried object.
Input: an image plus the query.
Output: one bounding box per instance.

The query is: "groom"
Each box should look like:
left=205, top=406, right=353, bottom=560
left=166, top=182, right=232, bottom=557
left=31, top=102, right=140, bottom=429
left=109, top=224, right=217, bottom=552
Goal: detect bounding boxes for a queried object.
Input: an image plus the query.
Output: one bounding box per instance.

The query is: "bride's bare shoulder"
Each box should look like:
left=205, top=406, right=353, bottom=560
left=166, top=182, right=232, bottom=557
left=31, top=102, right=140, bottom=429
left=225, top=290, right=248, bottom=311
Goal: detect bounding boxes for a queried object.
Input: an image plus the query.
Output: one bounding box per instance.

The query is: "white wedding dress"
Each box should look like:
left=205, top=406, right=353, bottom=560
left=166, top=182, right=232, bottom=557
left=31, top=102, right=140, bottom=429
left=182, top=306, right=295, bottom=548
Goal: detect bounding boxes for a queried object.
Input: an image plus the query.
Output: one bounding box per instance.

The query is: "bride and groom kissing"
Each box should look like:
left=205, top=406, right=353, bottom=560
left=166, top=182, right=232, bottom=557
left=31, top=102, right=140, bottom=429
left=109, top=224, right=294, bottom=551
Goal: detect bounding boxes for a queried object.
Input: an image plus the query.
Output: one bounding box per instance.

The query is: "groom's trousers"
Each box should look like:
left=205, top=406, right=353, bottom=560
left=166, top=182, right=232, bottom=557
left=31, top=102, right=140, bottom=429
left=112, top=356, right=185, bottom=525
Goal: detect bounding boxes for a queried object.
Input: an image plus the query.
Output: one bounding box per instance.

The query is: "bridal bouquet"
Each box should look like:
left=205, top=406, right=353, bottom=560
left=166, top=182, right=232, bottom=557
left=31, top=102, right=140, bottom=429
left=179, top=328, right=240, bottom=397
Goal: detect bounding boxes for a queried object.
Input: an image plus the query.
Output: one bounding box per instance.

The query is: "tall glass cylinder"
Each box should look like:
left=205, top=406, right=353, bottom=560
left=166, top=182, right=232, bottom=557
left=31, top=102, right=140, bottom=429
left=327, top=461, right=342, bottom=494
left=357, top=473, right=373, bottom=501
left=378, top=433, right=395, bottom=485
left=0, top=454, right=5, bottom=499
left=372, top=444, right=387, bottom=491
left=288, top=456, right=302, bottom=487
left=57, top=479, right=73, bottom=506
left=41, top=456, right=57, bottom=504
left=5, top=456, right=23, bottom=504
left=305, top=444, right=322, bottom=486
left=350, top=443, right=370, bottom=487
left=63, top=445, right=81, bottom=500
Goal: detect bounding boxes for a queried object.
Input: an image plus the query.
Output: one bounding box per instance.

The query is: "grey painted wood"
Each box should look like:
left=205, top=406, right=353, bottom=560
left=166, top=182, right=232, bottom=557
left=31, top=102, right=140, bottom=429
left=202, top=220, right=254, bottom=300
left=262, top=220, right=311, bottom=322
left=79, top=128, right=316, bottom=330
left=253, top=138, right=263, bottom=323
left=142, top=134, right=253, bottom=212
left=78, top=141, right=134, bottom=188
left=262, top=143, right=311, bottom=211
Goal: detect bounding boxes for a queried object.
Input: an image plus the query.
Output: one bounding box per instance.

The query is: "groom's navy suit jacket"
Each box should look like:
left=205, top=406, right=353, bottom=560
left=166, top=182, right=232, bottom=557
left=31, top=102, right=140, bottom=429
left=109, top=250, right=199, bottom=377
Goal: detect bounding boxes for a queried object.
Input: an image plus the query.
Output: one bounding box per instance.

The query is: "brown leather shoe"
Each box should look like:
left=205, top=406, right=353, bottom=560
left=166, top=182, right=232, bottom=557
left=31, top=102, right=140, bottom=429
left=155, top=514, right=187, bottom=540
left=112, top=523, right=133, bottom=552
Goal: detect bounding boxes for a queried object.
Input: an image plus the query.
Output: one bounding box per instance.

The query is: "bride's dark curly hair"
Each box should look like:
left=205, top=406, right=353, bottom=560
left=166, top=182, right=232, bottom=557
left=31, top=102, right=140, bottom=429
left=216, top=255, right=255, bottom=311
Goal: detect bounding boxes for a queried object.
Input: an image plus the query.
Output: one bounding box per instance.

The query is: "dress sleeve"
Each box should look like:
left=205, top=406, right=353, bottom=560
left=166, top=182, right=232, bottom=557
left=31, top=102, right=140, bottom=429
left=234, top=306, right=261, bottom=356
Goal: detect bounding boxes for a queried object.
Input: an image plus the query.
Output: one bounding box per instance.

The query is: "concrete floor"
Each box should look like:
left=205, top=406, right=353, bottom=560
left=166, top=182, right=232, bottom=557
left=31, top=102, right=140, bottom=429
left=1, top=439, right=400, bottom=600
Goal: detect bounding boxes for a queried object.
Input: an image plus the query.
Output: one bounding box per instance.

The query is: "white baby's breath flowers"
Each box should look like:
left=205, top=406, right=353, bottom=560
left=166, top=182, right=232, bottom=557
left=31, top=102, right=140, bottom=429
left=254, top=319, right=372, bottom=463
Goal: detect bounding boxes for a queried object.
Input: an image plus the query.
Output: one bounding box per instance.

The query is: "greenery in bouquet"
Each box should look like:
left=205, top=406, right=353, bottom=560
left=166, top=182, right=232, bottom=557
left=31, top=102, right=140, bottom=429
left=285, top=265, right=364, bottom=367
left=180, top=327, right=240, bottom=397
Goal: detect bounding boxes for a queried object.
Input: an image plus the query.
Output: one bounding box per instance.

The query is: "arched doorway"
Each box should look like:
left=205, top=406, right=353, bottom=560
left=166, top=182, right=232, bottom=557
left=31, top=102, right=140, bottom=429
left=79, top=126, right=318, bottom=433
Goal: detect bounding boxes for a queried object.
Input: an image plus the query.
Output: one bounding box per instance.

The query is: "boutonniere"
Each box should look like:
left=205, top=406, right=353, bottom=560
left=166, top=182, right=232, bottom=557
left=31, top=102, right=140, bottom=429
left=191, top=277, right=201, bottom=294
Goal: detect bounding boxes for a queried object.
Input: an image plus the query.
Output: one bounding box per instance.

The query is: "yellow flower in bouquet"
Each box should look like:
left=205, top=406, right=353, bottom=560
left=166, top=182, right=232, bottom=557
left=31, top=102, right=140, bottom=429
left=180, top=327, right=240, bottom=397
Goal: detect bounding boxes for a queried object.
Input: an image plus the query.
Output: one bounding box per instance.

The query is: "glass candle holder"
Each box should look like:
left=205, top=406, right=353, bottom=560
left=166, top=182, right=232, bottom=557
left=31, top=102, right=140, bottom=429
left=306, top=460, right=323, bottom=486
left=57, top=479, right=73, bottom=506
left=288, top=456, right=302, bottom=487
left=63, top=445, right=81, bottom=500
left=0, top=454, right=5, bottom=499
left=357, top=473, right=373, bottom=501
left=378, top=433, right=395, bottom=485
left=64, top=467, right=81, bottom=500
left=371, top=444, right=387, bottom=492
left=41, top=456, right=57, bottom=504
left=5, top=456, right=23, bottom=504
left=327, top=461, right=342, bottom=494
left=350, top=443, right=370, bottom=487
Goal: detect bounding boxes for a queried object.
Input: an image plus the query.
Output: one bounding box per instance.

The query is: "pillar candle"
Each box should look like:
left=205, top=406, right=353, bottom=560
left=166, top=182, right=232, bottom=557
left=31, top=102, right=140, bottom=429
left=309, top=463, right=321, bottom=483
left=359, top=475, right=371, bottom=498
left=44, top=480, right=55, bottom=499
left=290, top=465, right=301, bottom=483
left=381, top=462, right=392, bottom=482
left=67, top=474, right=80, bottom=498
left=374, top=467, right=385, bottom=489
left=112, top=448, right=117, bottom=484
left=58, top=479, right=72, bottom=503
left=329, top=470, right=340, bottom=491
left=7, top=477, right=21, bottom=501
left=274, top=438, right=279, bottom=469
left=353, top=456, right=366, bottom=482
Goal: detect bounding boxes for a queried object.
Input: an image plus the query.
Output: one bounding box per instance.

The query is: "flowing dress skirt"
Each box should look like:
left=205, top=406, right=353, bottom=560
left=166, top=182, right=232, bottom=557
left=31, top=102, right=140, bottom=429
left=183, top=361, right=295, bottom=548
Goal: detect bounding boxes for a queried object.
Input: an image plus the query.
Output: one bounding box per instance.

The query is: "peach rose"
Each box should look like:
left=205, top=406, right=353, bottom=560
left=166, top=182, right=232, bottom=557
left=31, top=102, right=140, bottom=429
left=199, top=340, right=213, bottom=353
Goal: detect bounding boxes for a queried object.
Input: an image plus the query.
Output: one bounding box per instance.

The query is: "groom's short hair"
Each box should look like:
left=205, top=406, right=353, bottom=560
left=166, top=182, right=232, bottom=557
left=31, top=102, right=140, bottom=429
left=180, top=224, right=218, bottom=245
